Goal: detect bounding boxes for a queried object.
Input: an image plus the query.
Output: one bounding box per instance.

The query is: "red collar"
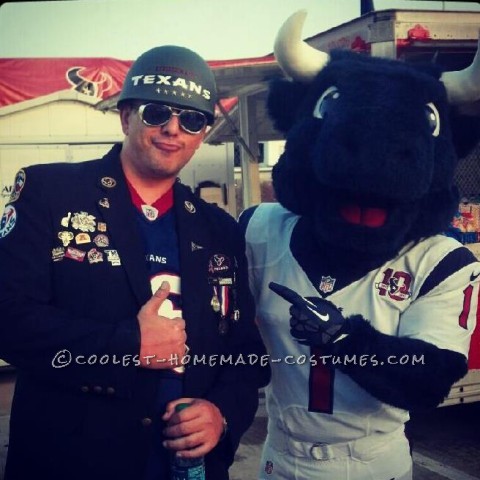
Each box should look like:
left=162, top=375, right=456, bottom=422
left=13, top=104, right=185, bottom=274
left=126, top=180, right=174, bottom=217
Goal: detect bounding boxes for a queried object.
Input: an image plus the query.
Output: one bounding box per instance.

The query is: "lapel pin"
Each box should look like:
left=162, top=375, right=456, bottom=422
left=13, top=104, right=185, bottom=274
left=87, top=248, right=104, bottom=264
left=65, top=246, right=86, bottom=262
left=71, top=211, right=96, bottom=232
left=184, top=201, right=196, bottom=214
left=141, top=204, right=159, bottom=221
left=58, top=231, right=74, bottom=247
left=98, top=198, right=110, bottom=209
left=75, top=233, right=91, bottom=245
left=60, top=212, right=71, bottom=228
left=105, top=249, right=121, bottom=266
left=93, top=234, right=109, bottom=247
left=51, top=247, right=65, bottom=262
left=101, top=177, right=116, bottom=188
left=191, top=242, right=204, bottom=251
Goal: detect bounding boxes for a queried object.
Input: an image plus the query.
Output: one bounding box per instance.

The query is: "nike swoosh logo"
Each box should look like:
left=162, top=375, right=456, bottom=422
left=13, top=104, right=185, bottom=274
left=471, top=272, right=480, bottom=281
left=307, top=306, right=330, bottom=322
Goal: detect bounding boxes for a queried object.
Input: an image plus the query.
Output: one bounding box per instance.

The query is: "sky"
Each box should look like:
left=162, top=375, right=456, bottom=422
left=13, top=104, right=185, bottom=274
left=0, top=0, right=479, bottom=61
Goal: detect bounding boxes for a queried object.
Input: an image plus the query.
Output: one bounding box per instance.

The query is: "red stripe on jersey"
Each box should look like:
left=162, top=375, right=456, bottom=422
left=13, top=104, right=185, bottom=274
left=309, top=347, right=334, bottom=414
left=126, top=180, right=173, bottom=217
left=469, top=287, right=480, bottom=369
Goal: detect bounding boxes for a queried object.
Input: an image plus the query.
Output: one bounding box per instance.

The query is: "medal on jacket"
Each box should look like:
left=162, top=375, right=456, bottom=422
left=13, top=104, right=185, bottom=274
left=211, top=291, right=221, bottom=312
left=214, top=285, right=230, bottom=335
left=208, top=254, right=234, bottom=334
left=231, top=257, right=240, bottom=322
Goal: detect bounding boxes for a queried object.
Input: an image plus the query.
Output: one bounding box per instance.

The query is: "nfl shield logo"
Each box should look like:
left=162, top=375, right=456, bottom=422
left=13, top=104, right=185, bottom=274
left=319, top=275, right=336, bottom=294
left=264, top=460, right=274, bottom=475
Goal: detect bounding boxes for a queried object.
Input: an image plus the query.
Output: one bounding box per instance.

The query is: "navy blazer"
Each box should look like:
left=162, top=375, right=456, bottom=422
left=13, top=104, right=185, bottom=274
left=0, top=145, right=269, bottom=480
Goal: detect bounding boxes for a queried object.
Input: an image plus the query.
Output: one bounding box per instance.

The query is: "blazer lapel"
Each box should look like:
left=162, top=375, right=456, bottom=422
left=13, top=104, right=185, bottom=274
left=94, top=147, right=151, bottom=307
left=174, top=183, right=212, bottom=342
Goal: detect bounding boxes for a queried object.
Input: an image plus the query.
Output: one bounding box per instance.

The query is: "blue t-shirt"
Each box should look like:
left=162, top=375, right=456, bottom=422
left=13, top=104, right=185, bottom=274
left=127, top=183, right=183, bottom=479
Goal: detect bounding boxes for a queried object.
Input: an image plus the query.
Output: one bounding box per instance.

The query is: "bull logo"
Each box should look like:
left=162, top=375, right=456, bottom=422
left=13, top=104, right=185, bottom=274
left=214, top=255, right=225, bottom=266
left=66, top=67, right=113, bottom=98
left=208, top=254, right=231, bottom=274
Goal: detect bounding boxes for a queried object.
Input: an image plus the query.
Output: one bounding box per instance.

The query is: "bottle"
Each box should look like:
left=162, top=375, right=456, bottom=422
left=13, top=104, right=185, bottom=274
left=170, top=403, right=206, bottom=480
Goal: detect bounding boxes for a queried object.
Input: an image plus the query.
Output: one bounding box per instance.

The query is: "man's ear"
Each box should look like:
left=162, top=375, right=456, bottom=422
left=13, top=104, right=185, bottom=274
left=195, top=130, right=207, bottom=150
left=119, top=106, right=132, bottom=135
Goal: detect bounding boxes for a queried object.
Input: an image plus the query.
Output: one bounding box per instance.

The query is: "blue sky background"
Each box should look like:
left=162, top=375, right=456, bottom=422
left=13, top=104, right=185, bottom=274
left=0, top=0, right=479, bottom=60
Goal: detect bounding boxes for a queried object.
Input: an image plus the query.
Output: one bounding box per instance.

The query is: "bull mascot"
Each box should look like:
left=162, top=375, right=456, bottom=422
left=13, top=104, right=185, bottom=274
left=242, top=10, right=480, bottom=480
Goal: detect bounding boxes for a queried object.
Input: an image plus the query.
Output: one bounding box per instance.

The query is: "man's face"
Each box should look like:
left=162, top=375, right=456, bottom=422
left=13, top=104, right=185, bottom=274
left=119, top=103, right=206, bottom=181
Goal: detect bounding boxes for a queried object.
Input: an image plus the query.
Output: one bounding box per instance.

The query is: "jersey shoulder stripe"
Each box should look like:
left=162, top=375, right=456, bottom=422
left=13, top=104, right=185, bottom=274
left=417, top=246, right=477, bottom=298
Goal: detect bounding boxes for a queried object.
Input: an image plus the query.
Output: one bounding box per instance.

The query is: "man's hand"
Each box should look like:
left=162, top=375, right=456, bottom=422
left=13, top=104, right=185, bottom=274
left=162, top=398, right=226, bottom=458
left=269, top=282, right=348, bottom=347
left=137, top=281, right=186, bottom=369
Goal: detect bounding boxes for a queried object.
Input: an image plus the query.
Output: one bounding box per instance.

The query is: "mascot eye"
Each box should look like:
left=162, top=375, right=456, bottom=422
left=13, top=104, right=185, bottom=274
left=425, top=102, right=440, bottom=137
left=313, top=86, right=340, bottom=119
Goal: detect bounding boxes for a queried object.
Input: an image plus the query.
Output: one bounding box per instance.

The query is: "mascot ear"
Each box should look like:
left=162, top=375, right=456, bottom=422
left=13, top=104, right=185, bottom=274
left=267, top=79, right=306, bottom=133
left=449, top=107, right=480, bottom=159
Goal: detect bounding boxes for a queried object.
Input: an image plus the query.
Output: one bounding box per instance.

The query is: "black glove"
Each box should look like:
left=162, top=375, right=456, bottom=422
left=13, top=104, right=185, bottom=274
left=269, top=282, right=348, bottom=347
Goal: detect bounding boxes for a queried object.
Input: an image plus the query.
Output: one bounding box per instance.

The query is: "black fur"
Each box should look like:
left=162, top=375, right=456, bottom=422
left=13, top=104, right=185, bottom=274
left=330, top=316, right=468, bottom=410
left=268, top=49, right=480, bottom=262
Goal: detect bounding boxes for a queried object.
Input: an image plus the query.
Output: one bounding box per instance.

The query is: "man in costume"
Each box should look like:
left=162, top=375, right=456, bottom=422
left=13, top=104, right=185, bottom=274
left=0, top=44, right=269, bottom=480
left=242, top=11, right=480, bottom=480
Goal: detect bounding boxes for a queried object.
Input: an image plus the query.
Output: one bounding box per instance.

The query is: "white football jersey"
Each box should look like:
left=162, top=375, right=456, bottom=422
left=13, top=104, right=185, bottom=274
left=246, top=203, right=478, bottom=444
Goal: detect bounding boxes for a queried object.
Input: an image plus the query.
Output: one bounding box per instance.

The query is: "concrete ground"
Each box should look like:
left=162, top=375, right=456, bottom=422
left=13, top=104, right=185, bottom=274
left=1, top=372, right=480, bottom=479
left=229, top=395, right=267, bottom=480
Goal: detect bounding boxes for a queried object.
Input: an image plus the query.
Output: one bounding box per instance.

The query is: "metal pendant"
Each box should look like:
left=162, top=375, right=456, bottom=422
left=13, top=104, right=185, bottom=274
left=211, top=294, right=221, bottom=312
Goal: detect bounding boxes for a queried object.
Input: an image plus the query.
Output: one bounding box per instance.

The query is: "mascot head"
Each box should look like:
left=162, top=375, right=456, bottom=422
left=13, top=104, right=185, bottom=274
left=268, top=11, right=480, bottom=263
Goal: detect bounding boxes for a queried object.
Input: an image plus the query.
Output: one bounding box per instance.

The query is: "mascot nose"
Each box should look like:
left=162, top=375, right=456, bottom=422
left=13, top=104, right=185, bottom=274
left=315, top=125, right=427, bottom=199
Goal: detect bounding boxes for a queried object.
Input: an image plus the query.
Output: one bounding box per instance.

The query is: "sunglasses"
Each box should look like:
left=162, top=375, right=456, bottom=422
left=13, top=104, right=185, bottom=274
left=137, top=103, right=207, bottom=134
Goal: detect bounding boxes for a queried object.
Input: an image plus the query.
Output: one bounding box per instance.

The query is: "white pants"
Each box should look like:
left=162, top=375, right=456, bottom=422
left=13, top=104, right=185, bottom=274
left=258, top=425, right=412, bottom=480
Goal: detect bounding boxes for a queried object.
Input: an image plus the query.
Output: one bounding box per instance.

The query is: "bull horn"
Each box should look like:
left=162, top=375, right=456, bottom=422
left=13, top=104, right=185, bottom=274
left=441, top=35, right=480, bottom=105
left=274, top=10, right=330, bottom=82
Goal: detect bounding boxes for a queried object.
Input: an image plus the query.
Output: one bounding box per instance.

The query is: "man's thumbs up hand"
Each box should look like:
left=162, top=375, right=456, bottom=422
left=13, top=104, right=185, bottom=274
left=137, top=281, right=187, bottom=369
left=144, top=280, right=171, bottom=315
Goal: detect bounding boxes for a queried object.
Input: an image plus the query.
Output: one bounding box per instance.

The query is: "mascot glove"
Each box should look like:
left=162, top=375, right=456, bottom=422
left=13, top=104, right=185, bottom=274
left=269, top=282, right=349, bottom=348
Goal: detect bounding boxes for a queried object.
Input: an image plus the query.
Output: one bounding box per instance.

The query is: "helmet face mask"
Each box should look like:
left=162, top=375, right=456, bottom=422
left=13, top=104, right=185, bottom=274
left=118, top=45, right=217, bottom=125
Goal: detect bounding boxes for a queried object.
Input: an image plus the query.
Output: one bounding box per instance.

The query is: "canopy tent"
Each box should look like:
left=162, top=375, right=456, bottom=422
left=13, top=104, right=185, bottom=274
left=0, top=55, right=284, bottom=144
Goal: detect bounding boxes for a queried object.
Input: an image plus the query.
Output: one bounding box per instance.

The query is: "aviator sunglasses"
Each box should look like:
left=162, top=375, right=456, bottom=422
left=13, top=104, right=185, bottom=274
left=137, top=103, right=208, bottom=134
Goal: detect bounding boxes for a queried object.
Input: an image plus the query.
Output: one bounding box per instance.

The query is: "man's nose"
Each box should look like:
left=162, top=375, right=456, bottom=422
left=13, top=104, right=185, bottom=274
left=161, top=114, right=181, bottom=134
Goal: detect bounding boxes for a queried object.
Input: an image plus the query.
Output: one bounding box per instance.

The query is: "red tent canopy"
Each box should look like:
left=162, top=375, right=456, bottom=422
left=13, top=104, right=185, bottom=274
left=0, top=55, right=276, bottom=108
left=0, top=58, right=133, bottom=107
